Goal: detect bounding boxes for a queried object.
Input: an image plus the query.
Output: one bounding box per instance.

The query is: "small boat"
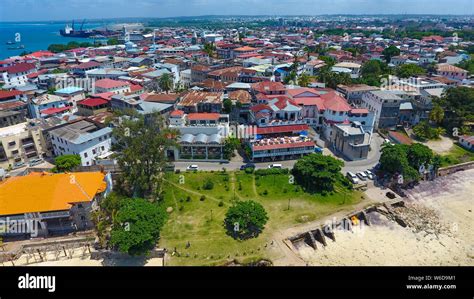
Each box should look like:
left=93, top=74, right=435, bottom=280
left=7, top=45, right=25, bottom=50
left=6, top=40, right=15, bottom=45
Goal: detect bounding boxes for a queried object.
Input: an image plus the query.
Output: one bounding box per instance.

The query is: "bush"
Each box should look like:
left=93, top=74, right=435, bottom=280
left=202, top=178, right=214, bottom=190
left=254, top=168, right=289, bottom=176
left=218, top=201, right=224, bottom=207
left=200, top=195, right=206, bottom=201
left=186, top=196, right=191, bottom=202
left=244, top=167, right=254, bottom=174
left=262, top=190, right=268, bottom=196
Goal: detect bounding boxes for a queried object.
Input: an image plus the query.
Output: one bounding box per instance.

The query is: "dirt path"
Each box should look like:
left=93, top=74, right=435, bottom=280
left=164, top=179, right=230, bottom=206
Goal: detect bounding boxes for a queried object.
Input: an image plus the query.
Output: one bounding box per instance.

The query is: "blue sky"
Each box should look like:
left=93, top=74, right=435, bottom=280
left=1, top=0, right=473, bottom=22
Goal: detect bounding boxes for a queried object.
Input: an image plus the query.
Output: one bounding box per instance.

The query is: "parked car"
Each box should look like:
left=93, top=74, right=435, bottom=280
left=240, top=163, right=256, bottom=171
left=28, top=158, right=44, bottom=167
left=364, top=170, right=375, bottom=180
left=357, top=171, right=368, bottom=181
left=268, top=163, right=283, bottom=169
left=346, top=172, right=360, bottom=184
left=12, top=162, right=25, bottom=170
left=186, top=165, right=199, bottom=171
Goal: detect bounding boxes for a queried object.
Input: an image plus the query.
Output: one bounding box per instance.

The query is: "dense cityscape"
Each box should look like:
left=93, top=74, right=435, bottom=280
left=0, top=10, right=473, bottom=272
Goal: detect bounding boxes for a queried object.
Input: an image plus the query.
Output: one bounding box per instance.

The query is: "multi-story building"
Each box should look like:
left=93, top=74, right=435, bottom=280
left=168, top=111, right=230, bottom=161
left=177, top=91, right=223, bottom=113
left=1, top=63, right=37, bottom=87
left=361, top=90, right=403, bottom=129
left=336, top=84, right=379, bottom=106
left=330, top=121, right=371, bottom=161
left=49, top=119, right=113, bottom=166
left=0, top=172, right=108, bottom=238
left=0, top=122, right=44, bottom=169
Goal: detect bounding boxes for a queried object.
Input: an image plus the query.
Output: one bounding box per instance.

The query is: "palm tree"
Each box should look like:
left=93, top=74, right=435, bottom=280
left=298, top=72, right=312, bottom=87
left=429, top=104, right=445, bottom=125
left=158, top=73, right=173, bottom=93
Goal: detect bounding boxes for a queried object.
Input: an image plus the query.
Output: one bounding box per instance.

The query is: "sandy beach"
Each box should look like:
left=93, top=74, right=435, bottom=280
left=296, top=169, right=474, bottom=266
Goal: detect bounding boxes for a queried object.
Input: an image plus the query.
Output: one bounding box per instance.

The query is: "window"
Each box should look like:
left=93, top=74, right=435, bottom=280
left=84, top=152, right=88, bottom=158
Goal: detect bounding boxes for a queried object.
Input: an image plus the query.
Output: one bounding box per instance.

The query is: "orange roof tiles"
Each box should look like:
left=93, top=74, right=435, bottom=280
left=0, top=172, right=106, bottom=216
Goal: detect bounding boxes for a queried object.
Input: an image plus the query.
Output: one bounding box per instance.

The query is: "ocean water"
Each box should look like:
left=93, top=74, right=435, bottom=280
left=0, top=21, right=104, bottom=60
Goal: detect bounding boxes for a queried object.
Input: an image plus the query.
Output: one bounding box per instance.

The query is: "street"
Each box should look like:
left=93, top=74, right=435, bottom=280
left=174, top=134, right=384, bottom=175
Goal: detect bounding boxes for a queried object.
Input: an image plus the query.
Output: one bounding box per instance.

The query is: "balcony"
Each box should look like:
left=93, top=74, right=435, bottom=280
left=259, top=119, right=306, bottom=127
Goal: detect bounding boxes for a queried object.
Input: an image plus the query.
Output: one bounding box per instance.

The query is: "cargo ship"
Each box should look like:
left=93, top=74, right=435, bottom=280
left=60, top=20, right=94, bottom=38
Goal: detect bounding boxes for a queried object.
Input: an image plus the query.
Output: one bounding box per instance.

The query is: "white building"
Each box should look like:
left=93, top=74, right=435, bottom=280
left=49, top=120, right=113, bottom=166
left=1, top=63, right=37, bottom=87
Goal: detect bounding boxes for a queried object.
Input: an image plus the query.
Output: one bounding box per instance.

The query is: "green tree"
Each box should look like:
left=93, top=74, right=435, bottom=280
left=297, top=72, right=313, bottom=87
left=456, top=59, right=474, bottom=74
left=110, top=198, right=167, bottom=256
left=224, top=200, right=268, bottom=240
left=437, top=87, right=474, bottom=132
left=158, top=73, right=173, bottom=93
left=406, top=143, right=434, bottom=170
left=429, top=104, right=445, bottom=125
left=203, top=42, right=216, bottom=57
left=292, top=154, right=347, bottom=193
left=382, top=45, right=401, bottom=63
left=380, top=144, right=420, bottom=182
left=318, top=69, right=352, bottom=89
left=396, top=63, right=426, bottom=78
left=107, top=38, right=120, bottom=45
left=223, top=98, right=233, bottom=114
left=223, top=137, right=240, bottom=160
left=53, top=155, right=81, bottom=172
left=112, top=112, right=179, bottom=198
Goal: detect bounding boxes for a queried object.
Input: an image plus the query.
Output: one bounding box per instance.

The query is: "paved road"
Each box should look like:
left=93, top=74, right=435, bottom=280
left=174, top=134, right=384, bottom=174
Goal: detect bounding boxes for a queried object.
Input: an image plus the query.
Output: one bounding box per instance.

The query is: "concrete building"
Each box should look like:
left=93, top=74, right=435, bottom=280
left=0, top=122, right=45, bottom=169
left=168, top=112, right=230, bottom=161
left=49, top=119, right=113, bottom=166
left=331, top=121, right=371, bottom=161
left=0, top=172, right=108, bottom=239
left=361, top=90, right=403, bottom=129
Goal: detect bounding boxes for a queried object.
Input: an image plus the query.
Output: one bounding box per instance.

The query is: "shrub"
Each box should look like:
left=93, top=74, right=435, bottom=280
left=186, top=196, right=191, bottom=202
left=244, top=167, right=255, bottom=174
left=254, top=168, right=289, bottom=176
left=200, top=195, right=206, bottom=201
left=218, top=201, right=224, bottom=207
left=202, top=178, right=214, bottom=190
left=263, top=190, right=268, bottom=196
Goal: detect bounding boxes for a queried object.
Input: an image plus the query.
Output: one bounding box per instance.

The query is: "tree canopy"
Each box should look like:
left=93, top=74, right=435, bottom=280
left=112, top=112, right=179, bottom=198
left=382, top=45, right=401, bottom=63
left=436, top=87, right=474, bottom=133
left=110, top=198, right=167, bottom=256
left=224, top=200, right=268, bottom=240
left=396, top=63, right=426, bottom=78
left=158, top=73, right=173, bottom=93
left=318, top=68, right=352, bottom=89
left=53, top=154, right=81, bottom=172
left=292, top=153, right=348, bottom=193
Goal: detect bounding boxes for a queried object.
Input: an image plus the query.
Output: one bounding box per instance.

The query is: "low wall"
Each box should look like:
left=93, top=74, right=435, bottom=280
left=437, top=161, right=474, bottom=177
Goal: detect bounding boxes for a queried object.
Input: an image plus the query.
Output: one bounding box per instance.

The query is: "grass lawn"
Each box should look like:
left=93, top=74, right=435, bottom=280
left=439, top=144, right=474, bottom=167
left=159, top=170, right=363, bottom=266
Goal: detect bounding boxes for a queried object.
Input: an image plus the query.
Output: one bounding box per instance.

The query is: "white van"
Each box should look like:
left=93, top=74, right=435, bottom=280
left=346, top=172, right=360, bottom=184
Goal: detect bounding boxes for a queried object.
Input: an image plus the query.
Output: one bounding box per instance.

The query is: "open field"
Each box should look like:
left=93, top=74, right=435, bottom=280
left=159, top=170, right=363, bottom=266
left=438, top=144, right=474, bottom=167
